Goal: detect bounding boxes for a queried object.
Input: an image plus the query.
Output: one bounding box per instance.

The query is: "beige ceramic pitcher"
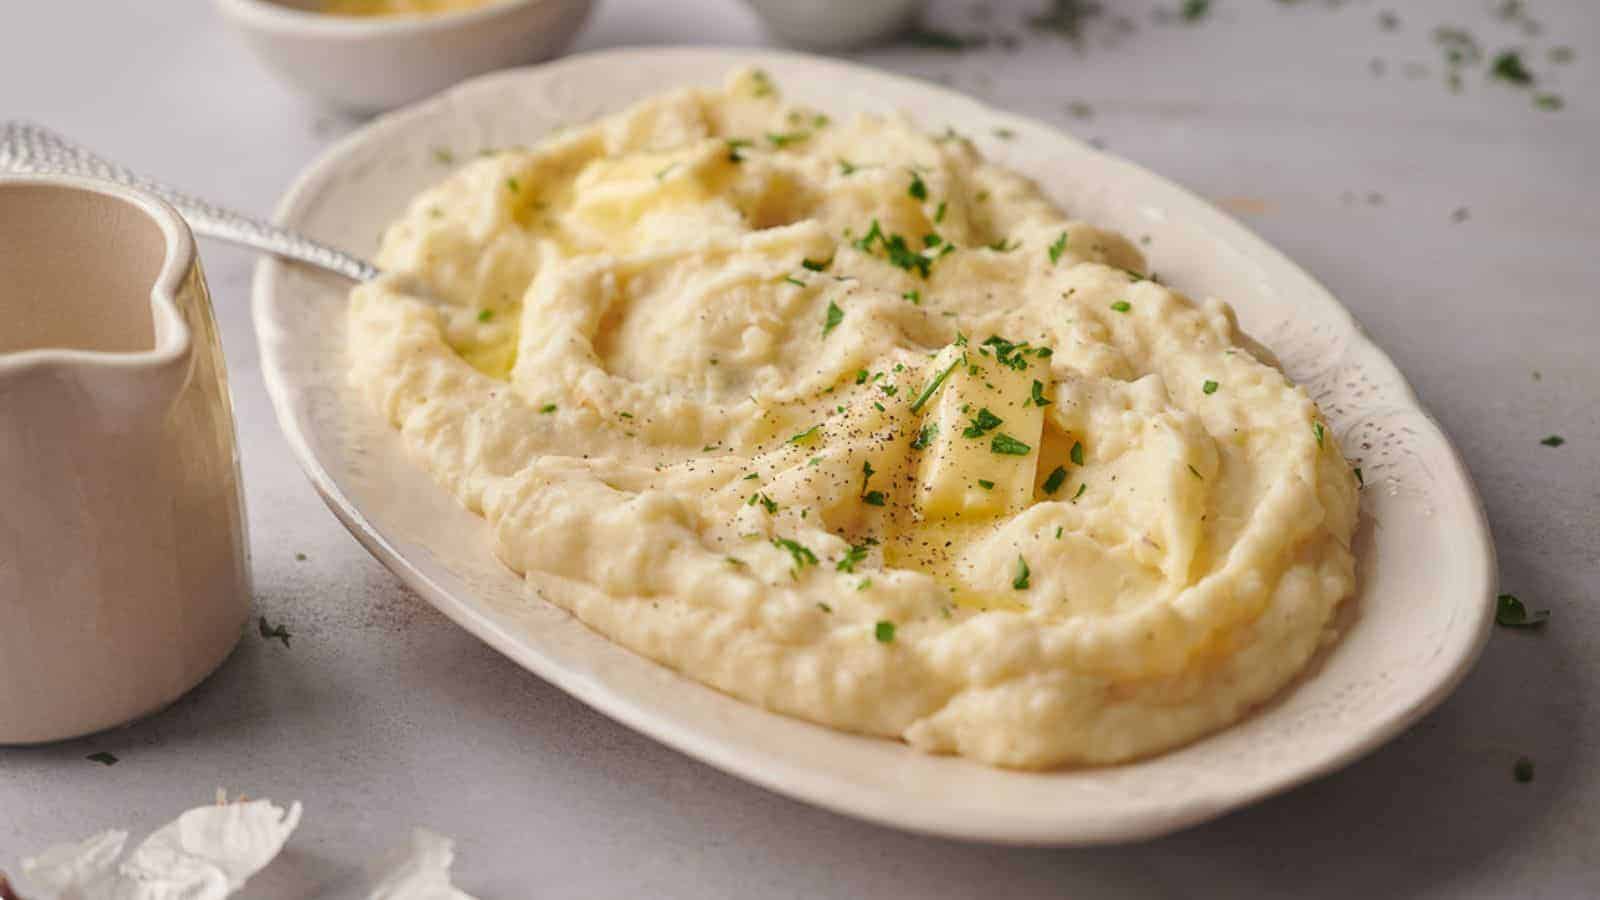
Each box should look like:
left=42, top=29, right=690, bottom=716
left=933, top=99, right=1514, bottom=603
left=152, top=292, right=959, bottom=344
left=0, top=174, right=251, bottom=743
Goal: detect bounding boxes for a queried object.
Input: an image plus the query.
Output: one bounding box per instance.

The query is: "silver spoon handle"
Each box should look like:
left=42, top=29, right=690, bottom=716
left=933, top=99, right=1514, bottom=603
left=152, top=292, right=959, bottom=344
left=0, top=121, right=379, bottom=283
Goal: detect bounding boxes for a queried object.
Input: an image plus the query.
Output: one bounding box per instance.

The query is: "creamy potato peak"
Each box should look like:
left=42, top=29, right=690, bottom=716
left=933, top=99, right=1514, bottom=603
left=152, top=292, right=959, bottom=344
left=350, top=70, right=1359, bottom=769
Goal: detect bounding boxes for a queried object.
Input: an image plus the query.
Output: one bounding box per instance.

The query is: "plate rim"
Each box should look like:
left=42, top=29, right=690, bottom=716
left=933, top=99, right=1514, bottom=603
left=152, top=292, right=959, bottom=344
left=251, top=45, right=1497, bottom=845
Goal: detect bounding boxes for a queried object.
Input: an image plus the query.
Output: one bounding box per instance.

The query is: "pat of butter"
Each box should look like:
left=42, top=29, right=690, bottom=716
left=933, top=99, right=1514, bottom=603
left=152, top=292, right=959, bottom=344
left=914, top=342, right=1044, bottom=519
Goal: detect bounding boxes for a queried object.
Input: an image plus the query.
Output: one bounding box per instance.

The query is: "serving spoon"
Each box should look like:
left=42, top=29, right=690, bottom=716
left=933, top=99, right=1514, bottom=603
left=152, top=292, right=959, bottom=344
left=0, top=121, right=381, bottom=283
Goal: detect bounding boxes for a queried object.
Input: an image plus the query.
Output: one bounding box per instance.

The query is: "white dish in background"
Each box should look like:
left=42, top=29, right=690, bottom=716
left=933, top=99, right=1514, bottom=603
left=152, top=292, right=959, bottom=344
left=214, top=0, right=594, bottom=113
left=253, top=47, right=1495, bottom=845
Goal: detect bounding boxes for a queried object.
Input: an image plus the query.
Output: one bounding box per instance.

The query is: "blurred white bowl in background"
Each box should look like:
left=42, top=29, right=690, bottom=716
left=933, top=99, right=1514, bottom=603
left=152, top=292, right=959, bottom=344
left=742, top=0, right=924, bottom=50
left=214, top=0, right=594, bottom=114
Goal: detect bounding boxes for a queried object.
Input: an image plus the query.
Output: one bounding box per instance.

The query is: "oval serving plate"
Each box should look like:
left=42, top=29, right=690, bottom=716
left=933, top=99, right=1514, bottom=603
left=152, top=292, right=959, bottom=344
left=254, top=47, right=1495, bottom=845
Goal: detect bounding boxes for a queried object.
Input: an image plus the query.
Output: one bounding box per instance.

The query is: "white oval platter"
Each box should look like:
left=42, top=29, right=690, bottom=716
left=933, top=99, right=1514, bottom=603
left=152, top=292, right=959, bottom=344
left=253, top=47, right=1495, bottom=845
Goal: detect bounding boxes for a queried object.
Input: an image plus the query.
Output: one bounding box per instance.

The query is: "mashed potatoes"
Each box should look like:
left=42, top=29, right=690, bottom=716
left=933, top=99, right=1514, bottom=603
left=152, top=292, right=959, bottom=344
left=349, top=70, right=1359, bottom=768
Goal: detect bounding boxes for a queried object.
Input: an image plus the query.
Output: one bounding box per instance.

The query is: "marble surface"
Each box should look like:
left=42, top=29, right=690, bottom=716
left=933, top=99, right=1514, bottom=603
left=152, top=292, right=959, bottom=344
left=2, top=1, right=1595, bottom=896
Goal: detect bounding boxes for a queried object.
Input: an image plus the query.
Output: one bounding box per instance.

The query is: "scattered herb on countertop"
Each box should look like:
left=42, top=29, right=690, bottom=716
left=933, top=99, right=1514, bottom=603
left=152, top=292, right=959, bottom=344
left=1540, top=434, right=1565, bottom=447
left=1514, top=756, right=1536, bottom=783
left=259, top=616, right=291, bottom=648
left=1496, top=593, right=1549, bottom=628
left=86, top=751, right=118, bottom=766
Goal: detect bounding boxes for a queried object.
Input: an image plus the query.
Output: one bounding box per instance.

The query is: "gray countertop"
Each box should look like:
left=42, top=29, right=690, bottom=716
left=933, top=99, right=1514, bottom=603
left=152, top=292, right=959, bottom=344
left=2, top=1, right=1596, bottom=896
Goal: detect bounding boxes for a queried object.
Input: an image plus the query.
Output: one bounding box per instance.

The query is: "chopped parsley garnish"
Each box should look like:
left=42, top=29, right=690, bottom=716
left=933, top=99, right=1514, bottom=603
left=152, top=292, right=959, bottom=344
left=977, top=479, right=995, bottom=490
left=86, top=751, right=119, bottom=766
left=910, top=423, right=939, bottom=450
left=1180, top=0, right=1209, bottom=22
left=991, top=433, right=1032, bottom=456
left=962, top=407, right=1004, bottom=438
left=432, top=147, right=455, bottom=164
left=1110, top=300, right=1132, bottom=313
left=802, top=256, right=832, bottom=271
left=1514, top=756, right=1536, bottom=783
left=477, top=309, right=494, bottom=322
left=903, top=289, right=921, bottom=304
left=1012, top=556, right=1031, bottom=590
left=1043, top=466, right=1068, bottom=494
left=618, top=411, right=634, bottom=419
left=1496, top=593, right=1549, bottom=629
left=1353, top=467, right=1364, bottom=487
left=1202, top=380, right=1219, bottom=395
left=743, top=472, right=760, bottom=480
left=1313, top=421, right=1326, bottom=448
left=934, top=201, right=948, bottom=224
left=822, top=300, right=844, bottom=337
left=879, top=383, right=899, bottom=397
left=725, top=138, right=753, bottom=162
left=1540, top=435, right=1565, bottom=447
left=1070, top=440, right=1085, bottom=466
left=817, top=602, right=832, bottom=613
left=1031, top=379, right=1050, bottom=407
left=863, top=491, right=887, bottom=506
left=788, top=424, right=820, bottom=445
left=855, top=369, right=870, bottom=384
left=1535, top=93, right=1564, bottom=111
left=748, top=70, right=776, bottom=97
left=839, top=159, right=858, bottom=175
left=783, top=276, right=805, bottom=287
left=988, top=237, right=1020, bottom=252
left=1048, top=231, right=1068, bottom=264
left=505, top=177, right=520, bottom=193
left=923, top=233, right=944, bottom=248
left=908, top=171, right=928, bottom=201
left=875, top=620, right=896, bottom=643
left=1072, top=482, right=1087, bottom=501
left=539, top=403, right=557, bottom=414
left=1055, top=526, right=1064, bottom=539
left=993, top=127, right=1017, bottom=140
left=773, top=537, right=818, bottom=570
left=860, top=460, right=878, bottom=498
left=258, top=615, right=291, bottom=648
left=837, top=544, right=870, bottom=573
left=748, top=492, right=778, bottom=514
left=980, top=335, right=1034, bottom=371
left=767, top=131, right=809, bottom=147
left=910, top=356, right=963, bottom=413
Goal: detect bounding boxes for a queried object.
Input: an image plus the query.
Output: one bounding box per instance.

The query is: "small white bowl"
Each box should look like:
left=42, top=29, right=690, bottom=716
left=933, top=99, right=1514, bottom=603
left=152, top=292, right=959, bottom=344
left=215, top=0, right=595, bottom=113
left=742, top=0, right=924, bottom=50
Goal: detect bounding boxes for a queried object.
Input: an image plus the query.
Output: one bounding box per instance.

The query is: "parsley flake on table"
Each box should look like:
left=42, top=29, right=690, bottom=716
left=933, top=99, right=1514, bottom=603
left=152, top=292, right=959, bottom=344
left=86, top=751, right=119, bottom=766
left=1012, top=556, right=1031, bottom=590
left=258, top=616, right=291, bottom=648
left=1513, top=756, right=1536, bottom=783
left=1540, top=435, right=1565, bottom=447
left=1496, top=593, right=1549, bottom=629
